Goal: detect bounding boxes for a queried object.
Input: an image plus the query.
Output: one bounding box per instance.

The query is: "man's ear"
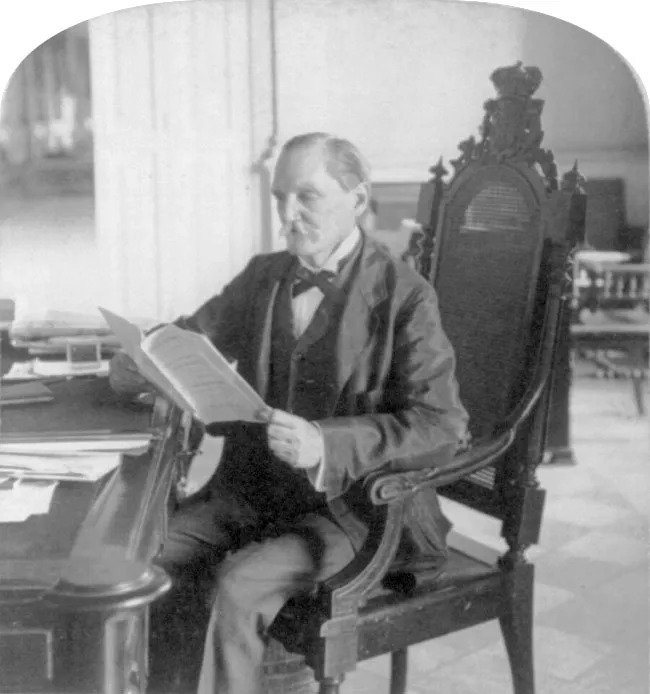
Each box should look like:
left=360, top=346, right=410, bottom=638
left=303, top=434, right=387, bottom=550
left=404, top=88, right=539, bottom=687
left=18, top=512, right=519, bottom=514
left=352, top=182, right=370, bottom=216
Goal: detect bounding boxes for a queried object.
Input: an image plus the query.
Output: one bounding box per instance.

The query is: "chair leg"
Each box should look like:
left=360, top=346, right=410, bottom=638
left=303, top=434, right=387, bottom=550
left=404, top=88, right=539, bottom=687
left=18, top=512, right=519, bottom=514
left=499, top=592, right=534, bottom=694
left=319, top=676, right=343, bottom=694
left=629, top=344, right=646, bottom=416
left=631, top=373, right=645, bottom=416
left=390, top=648, right=408, bottom=694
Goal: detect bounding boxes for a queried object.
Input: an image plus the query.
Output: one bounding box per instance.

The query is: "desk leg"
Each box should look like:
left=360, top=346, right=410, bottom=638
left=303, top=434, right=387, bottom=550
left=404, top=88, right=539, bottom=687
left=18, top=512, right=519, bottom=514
left=545, top=307, right=576, bottom=465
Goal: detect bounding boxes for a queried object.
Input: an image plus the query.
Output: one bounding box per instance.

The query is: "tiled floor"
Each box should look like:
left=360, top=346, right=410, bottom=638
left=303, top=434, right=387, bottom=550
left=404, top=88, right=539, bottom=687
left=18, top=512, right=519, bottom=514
left=342, top=367, right=649, bottom=693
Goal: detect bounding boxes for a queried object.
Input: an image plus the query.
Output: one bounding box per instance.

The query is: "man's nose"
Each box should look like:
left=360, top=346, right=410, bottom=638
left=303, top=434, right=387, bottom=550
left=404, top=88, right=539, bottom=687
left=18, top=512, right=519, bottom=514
left=281, top=194, right=300, bottom=222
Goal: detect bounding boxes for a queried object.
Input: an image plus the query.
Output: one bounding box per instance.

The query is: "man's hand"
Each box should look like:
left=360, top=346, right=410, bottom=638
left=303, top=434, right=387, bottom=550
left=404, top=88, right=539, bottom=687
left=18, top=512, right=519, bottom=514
left=108, top=351, right=148, bottom=396
left=265, top=409, right=324, bottom=469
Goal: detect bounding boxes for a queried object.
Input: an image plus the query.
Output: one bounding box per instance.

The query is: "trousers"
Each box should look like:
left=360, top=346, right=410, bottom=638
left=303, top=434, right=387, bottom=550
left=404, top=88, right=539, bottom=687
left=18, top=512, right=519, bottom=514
left=148, top=490, right=355, bottom=694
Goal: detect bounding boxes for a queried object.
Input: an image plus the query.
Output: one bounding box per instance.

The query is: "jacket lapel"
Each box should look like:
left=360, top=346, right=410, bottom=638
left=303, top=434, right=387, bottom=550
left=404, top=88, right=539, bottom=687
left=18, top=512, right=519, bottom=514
left=251, top=253, right=295, bottom=400
left=333, top=239, right=388, bottom=399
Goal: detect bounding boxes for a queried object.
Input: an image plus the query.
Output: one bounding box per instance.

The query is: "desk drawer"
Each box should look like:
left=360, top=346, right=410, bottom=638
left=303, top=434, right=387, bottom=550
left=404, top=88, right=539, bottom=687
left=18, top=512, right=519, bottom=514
left=0, top=627, right=53, bottom=689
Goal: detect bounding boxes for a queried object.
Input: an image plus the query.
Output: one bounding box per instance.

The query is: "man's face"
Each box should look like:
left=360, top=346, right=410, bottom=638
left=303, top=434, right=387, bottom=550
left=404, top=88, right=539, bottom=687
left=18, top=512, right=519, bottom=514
left=271, top=144, right=367, bottom=266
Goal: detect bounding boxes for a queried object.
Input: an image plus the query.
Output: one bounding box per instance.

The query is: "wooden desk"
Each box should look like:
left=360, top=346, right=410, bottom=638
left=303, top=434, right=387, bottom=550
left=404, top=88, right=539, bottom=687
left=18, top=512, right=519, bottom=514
left=0, top=378, right=177, bottom=693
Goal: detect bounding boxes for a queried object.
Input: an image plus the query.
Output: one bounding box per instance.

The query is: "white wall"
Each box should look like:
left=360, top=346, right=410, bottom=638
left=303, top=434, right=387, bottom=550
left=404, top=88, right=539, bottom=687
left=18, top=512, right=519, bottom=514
left=275, top=0, right=648, bottom=224
left=519, top=10, right=648, bottom=226
left=275, top=0, right=526, bottom=177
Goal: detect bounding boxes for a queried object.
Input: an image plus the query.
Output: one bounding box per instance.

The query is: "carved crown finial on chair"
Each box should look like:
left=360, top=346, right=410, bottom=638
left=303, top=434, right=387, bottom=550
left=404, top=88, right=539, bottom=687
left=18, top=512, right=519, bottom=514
left=449, top=61, right=558, bottom=192
left=490, top=61, right=542, bottom=98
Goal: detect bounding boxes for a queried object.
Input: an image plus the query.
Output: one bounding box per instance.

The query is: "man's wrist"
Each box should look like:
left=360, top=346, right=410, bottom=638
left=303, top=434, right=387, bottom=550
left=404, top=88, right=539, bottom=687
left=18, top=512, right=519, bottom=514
left=307, top=421, right=325, bottom=467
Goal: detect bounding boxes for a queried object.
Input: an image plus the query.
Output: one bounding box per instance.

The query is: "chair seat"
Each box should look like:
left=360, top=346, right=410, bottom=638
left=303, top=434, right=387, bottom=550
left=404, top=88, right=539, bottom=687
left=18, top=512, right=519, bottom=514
left=356, top=540, right=509, bottom=662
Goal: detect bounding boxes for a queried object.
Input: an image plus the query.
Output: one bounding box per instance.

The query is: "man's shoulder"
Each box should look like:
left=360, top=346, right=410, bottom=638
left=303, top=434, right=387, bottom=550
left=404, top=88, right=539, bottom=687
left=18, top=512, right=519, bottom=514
left=240, top=249, right=293, bottom=277
left=362, top=234, right=434, bottom=297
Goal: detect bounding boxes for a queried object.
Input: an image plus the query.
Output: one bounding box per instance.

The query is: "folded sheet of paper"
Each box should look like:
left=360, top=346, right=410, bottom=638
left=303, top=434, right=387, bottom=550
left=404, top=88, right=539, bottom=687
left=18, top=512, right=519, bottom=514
left=0, top=452, right=123, bottom=482
left=1, top=362, right=42, bottom=381
left=1, top=359, right=111, bottom=380
left=99, top=307, right=268, bottom=424
left=29, top=359, right=111, bottom=378
left=0, top=434, right=152, bottom=456
left=0, top=479, right=58, bottom=523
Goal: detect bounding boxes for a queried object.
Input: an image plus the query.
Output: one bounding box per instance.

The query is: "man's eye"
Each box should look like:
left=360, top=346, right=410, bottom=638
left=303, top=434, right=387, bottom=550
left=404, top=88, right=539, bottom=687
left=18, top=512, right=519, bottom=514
left=299, top=192, right=318, bottom=203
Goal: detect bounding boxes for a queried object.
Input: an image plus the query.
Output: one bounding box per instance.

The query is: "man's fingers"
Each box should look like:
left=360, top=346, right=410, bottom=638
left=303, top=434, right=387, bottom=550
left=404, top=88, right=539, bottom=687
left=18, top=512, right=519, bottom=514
left=268, top=409, right=300, bottom=427
left=267, top=423, right=297, bottom=438
left=268, top=440, right=296, bottom=462
left=268, top=428, right=296, bottom=449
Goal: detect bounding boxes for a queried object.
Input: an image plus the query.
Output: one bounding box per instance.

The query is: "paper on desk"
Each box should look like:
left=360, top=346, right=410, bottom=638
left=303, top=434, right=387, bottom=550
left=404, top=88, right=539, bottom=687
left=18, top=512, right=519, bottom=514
left=0, top=435, right=152, bottom=455
left=1, top=362, right=41, bottom=381
left=30, top=359, right=110, bottom=378
left=0, top=452, right=123, bottom=482
left=0, top=479, right=58, bottom=523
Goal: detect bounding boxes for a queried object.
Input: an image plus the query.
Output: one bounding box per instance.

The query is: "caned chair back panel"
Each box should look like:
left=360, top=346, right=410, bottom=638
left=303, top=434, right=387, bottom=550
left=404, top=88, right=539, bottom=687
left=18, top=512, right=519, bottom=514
left=431, top=163, right=545, bottom=443
left=425, top=160, right=560, bottom=521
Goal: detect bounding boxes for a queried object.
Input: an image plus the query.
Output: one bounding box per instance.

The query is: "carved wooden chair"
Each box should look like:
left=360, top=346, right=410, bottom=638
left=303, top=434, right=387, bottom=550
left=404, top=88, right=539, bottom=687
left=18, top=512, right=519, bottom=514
left=265, top=63, right=585, bottom=694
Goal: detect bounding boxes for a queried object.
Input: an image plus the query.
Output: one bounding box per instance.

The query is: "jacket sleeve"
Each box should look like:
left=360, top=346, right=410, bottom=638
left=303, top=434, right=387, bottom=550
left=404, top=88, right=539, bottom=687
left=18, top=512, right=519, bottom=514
left=315, top=283, right=468, bottom=501
left=174, top=256, right=258, bottom=362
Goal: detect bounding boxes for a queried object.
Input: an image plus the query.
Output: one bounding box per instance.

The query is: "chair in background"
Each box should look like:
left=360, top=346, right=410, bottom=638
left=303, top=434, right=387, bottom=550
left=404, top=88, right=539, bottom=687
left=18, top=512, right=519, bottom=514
left=0, top=299, right=30, bottom=377
left=266, top=62, right=585, bottom=694
left=571, top=257, right=649, bottom=415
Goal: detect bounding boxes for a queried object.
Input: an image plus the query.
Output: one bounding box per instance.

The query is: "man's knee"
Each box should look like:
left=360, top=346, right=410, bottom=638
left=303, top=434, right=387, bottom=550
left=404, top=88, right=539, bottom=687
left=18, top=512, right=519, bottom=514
left=217, top=534, right=315, bottom=610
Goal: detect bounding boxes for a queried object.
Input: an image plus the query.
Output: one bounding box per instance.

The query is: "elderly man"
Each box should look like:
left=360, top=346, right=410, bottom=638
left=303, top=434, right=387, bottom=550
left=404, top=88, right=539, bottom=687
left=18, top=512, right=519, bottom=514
left=110, top=132, right=467, bottom=694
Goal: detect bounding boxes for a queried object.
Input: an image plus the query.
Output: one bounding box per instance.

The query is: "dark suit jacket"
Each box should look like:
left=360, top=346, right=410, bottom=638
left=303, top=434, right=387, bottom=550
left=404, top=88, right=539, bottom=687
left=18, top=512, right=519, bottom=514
left=179, top=234, right=468, bottom=560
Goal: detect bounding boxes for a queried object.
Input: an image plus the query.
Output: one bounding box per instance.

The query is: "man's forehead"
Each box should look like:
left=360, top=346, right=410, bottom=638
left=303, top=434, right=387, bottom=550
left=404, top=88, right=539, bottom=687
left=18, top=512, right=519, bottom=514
left=273, top=144, right=332, bottom=186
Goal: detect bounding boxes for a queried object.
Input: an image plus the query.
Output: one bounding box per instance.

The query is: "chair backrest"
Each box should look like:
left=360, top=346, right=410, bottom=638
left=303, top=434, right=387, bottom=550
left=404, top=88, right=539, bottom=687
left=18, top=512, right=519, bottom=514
left=432, top=162, right=546, bottom=441
left=413, top=63, right=585, bottom=531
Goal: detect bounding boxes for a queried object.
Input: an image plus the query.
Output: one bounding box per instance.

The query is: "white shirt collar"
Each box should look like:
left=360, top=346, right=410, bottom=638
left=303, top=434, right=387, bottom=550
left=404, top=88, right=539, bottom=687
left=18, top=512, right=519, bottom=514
left=298, top=226, right=361, bottom=274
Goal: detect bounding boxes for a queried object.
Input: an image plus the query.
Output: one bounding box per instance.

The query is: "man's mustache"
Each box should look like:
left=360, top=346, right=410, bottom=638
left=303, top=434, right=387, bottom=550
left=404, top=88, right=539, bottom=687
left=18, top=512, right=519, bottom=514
left=281, top=219, right=321, bottom=243
left=280, top=219, right=307, bottom=237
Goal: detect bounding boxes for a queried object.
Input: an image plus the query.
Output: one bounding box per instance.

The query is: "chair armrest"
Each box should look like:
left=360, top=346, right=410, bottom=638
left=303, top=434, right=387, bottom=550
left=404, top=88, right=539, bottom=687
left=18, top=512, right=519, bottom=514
left=366, top=429, right=515, bottom=505
left=312, top=429, right=516, bottom=609
left=317, top=499, right=406, bottom=604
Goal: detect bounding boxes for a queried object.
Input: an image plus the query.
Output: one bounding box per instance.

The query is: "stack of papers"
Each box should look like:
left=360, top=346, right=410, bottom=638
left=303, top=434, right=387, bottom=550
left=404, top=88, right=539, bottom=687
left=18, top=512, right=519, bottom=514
left=0, top=479, right=59, bottom=523
left=0, top=433, right=152, bottom=482
left=29, top=359, right=111, bottom=378
left=0, top=452, right=124, bottom=482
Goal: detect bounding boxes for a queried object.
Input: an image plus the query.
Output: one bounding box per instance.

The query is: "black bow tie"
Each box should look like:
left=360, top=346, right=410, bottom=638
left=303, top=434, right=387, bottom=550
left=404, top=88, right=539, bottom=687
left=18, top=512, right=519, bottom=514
left=291, top=265, right=338, bottom=298
left=291, top=265, right=336, bottom=297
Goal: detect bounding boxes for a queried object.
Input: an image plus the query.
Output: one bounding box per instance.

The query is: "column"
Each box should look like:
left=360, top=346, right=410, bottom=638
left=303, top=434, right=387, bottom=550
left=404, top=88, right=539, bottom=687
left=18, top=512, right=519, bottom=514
left=89, top=0, right=275, bottom=321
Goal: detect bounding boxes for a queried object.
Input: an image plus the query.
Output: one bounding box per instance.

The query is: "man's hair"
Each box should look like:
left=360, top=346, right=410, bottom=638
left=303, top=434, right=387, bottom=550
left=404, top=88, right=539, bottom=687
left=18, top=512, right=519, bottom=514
left=280, top=132, right=371, bottom=192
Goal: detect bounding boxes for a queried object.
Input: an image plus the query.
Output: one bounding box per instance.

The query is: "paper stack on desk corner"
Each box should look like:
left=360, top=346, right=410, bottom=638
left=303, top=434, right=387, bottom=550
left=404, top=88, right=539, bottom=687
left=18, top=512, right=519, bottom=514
left=0, top=433, right=152, bottom=482
left=0, top=452, right=124, bottom=482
